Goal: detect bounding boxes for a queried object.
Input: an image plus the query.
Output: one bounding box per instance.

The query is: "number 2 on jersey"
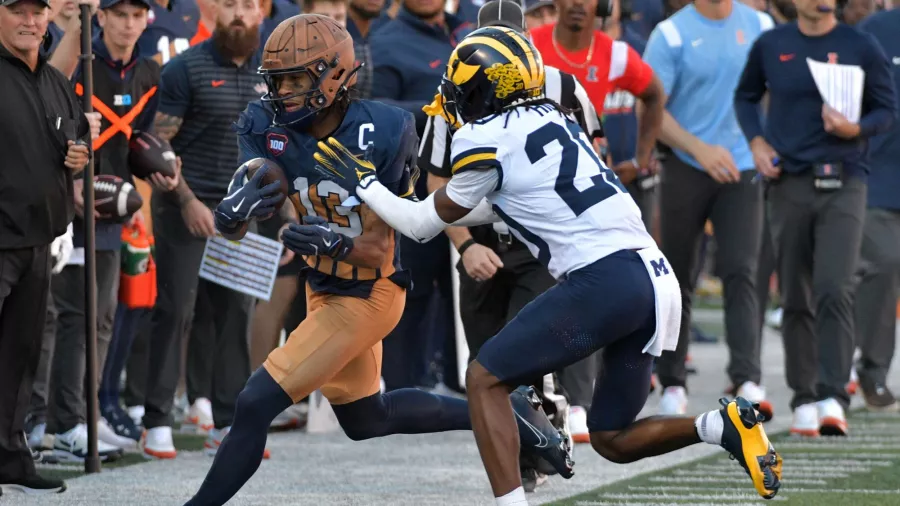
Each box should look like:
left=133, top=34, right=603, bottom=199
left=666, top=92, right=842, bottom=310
left=525, top=122, right=622, bottom=216
left=292, top=176, right=363, bottom=236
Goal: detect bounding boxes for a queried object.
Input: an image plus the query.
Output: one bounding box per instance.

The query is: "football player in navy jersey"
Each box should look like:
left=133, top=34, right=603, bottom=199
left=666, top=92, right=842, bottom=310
left=182, top=14, right=572, bottom=506
left=135, top=0, right=200, bottom=65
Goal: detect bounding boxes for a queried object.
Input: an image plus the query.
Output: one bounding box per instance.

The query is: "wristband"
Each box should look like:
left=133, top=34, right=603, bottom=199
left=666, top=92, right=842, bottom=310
left=457, top=238, right=477, bottom=257
left=333, top=234, right=354, bottom=261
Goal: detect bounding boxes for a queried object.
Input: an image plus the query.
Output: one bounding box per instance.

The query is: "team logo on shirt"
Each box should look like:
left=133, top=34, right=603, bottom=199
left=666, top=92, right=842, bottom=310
left=586, top=66, right=599, bottom=83
left=736, top=30, right=745, bottom=45
left=267, top=133, right=288, bottom=156
left=828, top=52, right=839, bottom=64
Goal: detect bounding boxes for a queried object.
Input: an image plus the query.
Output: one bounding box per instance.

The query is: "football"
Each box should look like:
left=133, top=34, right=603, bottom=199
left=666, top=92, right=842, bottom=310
left=128, top=131, right=177, bottom=179
left=93, top=174, right=143, bottom=222
left=240, top=158, right=289, bottom=213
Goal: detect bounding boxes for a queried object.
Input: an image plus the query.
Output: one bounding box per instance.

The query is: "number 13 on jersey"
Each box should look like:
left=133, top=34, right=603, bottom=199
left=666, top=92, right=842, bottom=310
left=291, top=176, right=364, bottom=236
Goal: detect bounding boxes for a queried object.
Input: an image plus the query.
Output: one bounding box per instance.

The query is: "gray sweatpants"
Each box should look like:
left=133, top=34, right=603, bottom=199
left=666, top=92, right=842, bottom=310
left=657, top=157, right=764, bottom=390
left=853, top=207, right=900, bottom=385
left=768, top=172, right=866, bottom=410
left=45, top=251, right=120, bottom=434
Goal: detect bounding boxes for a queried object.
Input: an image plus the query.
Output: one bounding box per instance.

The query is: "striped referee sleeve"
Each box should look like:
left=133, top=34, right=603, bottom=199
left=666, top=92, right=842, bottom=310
left=418, top=113, right=454, bottom=178
left=545, top=66, right=604, bottom=140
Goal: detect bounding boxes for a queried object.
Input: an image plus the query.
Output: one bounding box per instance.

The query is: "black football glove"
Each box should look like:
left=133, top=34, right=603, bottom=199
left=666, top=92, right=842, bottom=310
left=281, top=216, right=353, bottom=260
left=214, top=163, right=283, bottom=232
left=312, top=138, right=378, bottom=200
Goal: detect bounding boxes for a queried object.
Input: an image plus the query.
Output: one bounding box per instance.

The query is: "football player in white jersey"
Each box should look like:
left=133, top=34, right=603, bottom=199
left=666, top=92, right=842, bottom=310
left=311, top=26, right=782, bottom=506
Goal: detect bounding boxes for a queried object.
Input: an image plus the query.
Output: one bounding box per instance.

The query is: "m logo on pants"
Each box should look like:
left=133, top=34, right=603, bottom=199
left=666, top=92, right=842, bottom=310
left=651, top=258, right=669, bottom=277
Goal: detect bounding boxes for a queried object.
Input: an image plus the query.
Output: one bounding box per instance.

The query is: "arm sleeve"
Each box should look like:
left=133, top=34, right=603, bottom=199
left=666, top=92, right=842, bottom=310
left=642, top=25, right=679, bottom=97
left=156, top=57, right=192, bottom=118
left=356, top=172, right=498, bottom=244
left=857, top=33, right=898, bottom=138
left=734, top=37, right=768, bottom=143
left=611, top=41, right=654, bottom=97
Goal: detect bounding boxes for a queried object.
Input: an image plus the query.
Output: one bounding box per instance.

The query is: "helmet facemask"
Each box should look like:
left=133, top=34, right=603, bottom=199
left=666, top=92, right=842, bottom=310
left=260, top=52, right=362, bottom=128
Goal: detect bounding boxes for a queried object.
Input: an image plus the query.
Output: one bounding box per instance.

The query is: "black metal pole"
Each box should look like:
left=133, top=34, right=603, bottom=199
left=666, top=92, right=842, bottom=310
left=79, top=2, right=101, bottom=475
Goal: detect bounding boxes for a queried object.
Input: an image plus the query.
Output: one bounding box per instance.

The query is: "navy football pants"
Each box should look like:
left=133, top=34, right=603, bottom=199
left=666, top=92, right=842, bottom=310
left=476, top=249, right=656, bottom=432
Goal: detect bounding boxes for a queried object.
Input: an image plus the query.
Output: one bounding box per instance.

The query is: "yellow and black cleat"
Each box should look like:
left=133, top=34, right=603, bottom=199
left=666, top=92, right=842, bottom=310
left=719, top=396, right=783, bottom=499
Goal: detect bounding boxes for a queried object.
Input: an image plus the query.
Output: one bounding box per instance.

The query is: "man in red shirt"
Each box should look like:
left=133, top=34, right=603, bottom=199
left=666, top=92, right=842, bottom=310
left=530, top=0, right=664, bottom=184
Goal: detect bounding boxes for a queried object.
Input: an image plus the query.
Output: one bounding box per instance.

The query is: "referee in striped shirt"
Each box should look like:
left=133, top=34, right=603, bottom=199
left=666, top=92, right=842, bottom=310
left=421, top=0, right=602, bottom=491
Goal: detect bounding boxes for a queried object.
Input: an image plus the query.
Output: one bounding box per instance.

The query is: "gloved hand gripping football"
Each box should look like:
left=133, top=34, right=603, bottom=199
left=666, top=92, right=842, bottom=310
left=215, top=163, right=284, bottom=232
left=313, top=137, right=378, bottom=200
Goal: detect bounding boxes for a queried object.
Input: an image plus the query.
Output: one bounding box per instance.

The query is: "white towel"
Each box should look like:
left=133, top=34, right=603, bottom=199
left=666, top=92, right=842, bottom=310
left=635, top=247, right=682, bottom=357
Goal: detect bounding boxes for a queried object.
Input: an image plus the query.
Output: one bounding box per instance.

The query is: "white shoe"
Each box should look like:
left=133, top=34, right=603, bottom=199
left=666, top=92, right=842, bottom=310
left=126, top=405, right=144, bottom=427
left=53, top=423, right=124, bottom=462
left=567, top=406, right=590, bottom=444
left=182, top=398, right=214, bottom=434
left=790, top=403, right=819, bottom=437
left=270, top=403, right=308, bottom=430
left=736, top=381, right=774, bottom=421
left=98, top=417, right=138, bottom=450
left=658, top=386, right=688, bottom=415
left=140, top=426, right=177, bottom=459
left=817, top=398, right=848, bottom=436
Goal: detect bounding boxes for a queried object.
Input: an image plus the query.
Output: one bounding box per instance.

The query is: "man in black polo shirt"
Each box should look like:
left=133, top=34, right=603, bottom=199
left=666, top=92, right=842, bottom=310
left=140, top=0, right=265, bottom=460
left=0, top=0, right=90, bottom=493
left=735, top=0, right=897, bottom=436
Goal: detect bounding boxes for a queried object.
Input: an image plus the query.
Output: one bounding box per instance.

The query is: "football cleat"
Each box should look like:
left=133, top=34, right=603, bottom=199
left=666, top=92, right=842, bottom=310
left=719, top=396, right=782, bottom=499
left=510, top=386, right=574, bottom=479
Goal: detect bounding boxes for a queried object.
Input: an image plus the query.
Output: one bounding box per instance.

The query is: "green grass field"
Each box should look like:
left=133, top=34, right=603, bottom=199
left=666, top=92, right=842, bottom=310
left=550, top=411, right=900, bottom=506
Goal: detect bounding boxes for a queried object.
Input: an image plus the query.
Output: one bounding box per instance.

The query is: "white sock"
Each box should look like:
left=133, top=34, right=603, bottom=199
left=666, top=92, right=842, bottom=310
left=695, top=409, right=724, bottom=445
left=496, top=486, right=528, bottom=506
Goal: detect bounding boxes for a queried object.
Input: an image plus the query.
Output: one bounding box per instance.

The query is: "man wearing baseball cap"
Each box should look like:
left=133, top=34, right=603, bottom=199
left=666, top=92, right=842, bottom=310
left=0, top=0, right=91, bottom=495
left=36, top=0, right=179, bottom=464
left=522, top=0, right=556, bottom=29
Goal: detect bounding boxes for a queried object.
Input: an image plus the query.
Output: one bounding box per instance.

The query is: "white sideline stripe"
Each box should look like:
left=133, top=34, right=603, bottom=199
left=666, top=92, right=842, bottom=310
left=673, top=469, right=851, bottom=479
left=598, top=492, right=785, bottom=501
left=786, top=458, right=891, bottom=467
left=705, top=460, right=881, bottom=469
left=577, top=503, right=763, bottom=506
left=783, top=452, right=897, bottom=460
left=628, top=485, right=900, bottom=494
left=648, top=476, right=828, bottom=486
left=785, top=435, right=900, bottom=442
left=778, top=443, right=900, bottom=450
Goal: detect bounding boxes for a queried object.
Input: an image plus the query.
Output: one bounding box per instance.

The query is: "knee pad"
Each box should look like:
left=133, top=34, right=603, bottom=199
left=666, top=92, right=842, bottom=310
left=331, top=394, right=388, bottom=441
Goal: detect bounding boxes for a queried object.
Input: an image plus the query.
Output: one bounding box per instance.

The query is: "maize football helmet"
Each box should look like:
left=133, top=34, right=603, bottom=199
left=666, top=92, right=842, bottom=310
left=440, top=26, right=545, bottom=126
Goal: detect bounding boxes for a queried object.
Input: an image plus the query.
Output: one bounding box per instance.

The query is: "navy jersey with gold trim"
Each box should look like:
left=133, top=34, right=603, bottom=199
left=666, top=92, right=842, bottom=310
left=235, top=99, right=418, bottom=298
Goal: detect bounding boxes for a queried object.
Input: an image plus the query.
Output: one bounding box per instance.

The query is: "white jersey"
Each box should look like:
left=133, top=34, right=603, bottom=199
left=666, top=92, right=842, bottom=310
left=444, top=104, right=656, bottom=280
